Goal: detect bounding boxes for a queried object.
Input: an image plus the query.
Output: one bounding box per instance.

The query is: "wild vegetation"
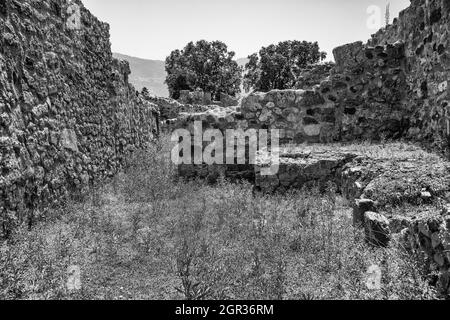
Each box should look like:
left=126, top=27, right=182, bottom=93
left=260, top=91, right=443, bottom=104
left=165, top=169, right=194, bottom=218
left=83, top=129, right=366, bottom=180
left=165, top=40, right=242, bottom=100
left=243, top=40, right=327, bottom=92
left=0, top=136, right=439, bottom=300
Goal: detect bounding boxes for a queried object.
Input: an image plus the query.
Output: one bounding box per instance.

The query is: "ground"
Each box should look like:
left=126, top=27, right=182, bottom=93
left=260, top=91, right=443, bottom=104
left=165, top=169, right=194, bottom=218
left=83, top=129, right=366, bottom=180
left=0, top=138, right=443, bottom=300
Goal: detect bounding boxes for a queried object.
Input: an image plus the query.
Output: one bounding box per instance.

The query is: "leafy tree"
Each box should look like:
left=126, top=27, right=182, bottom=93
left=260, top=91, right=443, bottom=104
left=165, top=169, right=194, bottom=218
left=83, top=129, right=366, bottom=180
left=244, top=41, right=327, bottom=92
left=165, top=40, right=243, bottom=100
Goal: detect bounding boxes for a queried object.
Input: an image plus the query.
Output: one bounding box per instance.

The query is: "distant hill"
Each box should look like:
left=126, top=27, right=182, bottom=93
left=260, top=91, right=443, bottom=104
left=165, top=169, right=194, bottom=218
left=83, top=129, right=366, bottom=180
left=113, top=53, right=169, bottom=97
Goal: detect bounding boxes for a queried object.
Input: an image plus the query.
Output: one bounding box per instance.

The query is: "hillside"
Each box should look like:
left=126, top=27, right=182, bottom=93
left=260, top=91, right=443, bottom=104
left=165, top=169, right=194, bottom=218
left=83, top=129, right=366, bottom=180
left=113, top=53, right=169, bottom=97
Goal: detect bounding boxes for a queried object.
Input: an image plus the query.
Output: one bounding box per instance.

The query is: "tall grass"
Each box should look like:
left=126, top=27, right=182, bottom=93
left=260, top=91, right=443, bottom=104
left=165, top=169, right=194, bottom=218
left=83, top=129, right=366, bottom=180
left=0, top=136, right=439, bottom=300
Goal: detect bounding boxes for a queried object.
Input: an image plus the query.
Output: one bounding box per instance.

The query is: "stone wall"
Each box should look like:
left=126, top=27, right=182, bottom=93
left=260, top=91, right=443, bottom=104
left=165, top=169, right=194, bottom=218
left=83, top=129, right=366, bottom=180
left=233, top=40, right=410, bottom=144
left=329, top=40, right=409, bottom=141
left=169, top=88, right=340, bottom=181
left=368, top=0, right=450, bottom=153
left=172, top=89, right=337, bottom=142
left=262, top=0, right=449, bottom=149
left=179, top=89, right=212, bottom=106
left=0, top=0, right=158, bottom=236
left=323, top=0, right=449, bottom=150
left=144, top=94, right=211, bottom=121
left=178, top=89, right=240, bottom=108
left=400, top=211, right=450, bottom=295
left=239, top=90, right=337, bottom=144
left=219, top=92, right=240, bottom=108
left=294, top=62, right=334, bottom=90
left=173, top=0, right=450, bottom=157
left=167, top=106, right=255, bottom=181
left=171, top=1, right=450, bottom=182
left=171, top=41, right=413, bottom=180
left=170, top=41, right=413, bottom=161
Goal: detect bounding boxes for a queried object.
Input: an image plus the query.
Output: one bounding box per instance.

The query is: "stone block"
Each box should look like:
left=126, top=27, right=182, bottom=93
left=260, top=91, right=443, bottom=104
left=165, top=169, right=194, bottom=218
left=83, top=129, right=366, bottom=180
left=353, top=199, right=377, bottom=227
left=364, top=211, right=391, bottom=247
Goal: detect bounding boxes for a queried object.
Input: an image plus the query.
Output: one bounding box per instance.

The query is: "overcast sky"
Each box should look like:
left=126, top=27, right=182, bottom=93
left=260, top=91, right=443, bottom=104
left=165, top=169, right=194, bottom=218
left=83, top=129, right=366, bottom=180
left=82, top=0, right=410, bottom=61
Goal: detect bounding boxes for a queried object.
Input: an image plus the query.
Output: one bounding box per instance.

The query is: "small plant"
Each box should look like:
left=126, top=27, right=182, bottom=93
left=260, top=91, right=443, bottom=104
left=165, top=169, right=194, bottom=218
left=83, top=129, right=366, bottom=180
left=175, top=240, right=211, bottom=300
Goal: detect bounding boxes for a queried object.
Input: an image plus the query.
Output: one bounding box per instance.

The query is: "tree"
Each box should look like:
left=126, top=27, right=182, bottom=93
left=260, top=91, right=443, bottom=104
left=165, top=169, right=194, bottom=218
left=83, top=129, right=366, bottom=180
left=141, top=87, right=150, bottom=97
left=165, top=40, right=243, bottom=100
left=385, top=3, right=391, bottom=26
left=243, top=41, right=327, bottom=92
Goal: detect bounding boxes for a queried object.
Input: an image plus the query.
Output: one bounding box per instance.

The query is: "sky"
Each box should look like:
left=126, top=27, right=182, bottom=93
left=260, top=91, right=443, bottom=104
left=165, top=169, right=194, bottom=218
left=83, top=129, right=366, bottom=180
left=82, top=0, right=411, bottom=61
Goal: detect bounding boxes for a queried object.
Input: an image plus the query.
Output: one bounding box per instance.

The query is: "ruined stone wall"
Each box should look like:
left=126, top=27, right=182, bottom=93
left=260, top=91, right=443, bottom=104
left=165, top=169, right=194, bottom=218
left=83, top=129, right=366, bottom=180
left=171, top=88, right=344, bottom=181
left=224, top=0, right=449, bottom=149
left=0, top=0, right=158, bottom=236
left=177, top=39, right=409, bottom=148
left=144, top=95, right=212, bottom=121
left=172, top=0, right=450, bottom=183
left=171, top=39, right=413, bottom=156
left=239, top=90, right=337, bottom=144
left=172, top=89, right=337, bottom=143
left=368, top=0, right=450, bottom=153
left=234, top=0, right=450, bottom=149
left=171, top=68, right=410, bottom=181
left=327, top=40, right=410, bottom=141
left=401, top=212, right=450, bottom=295
left=179, top=90, right=212, bottom=106
left=294, top=62, right=334, bottom=90
left=177, top=89, right=240, bottom=108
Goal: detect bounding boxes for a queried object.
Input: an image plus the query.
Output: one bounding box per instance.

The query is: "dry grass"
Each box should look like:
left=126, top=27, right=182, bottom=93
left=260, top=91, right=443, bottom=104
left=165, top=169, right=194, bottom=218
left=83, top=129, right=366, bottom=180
left=0, top=137, right=440, bottom=300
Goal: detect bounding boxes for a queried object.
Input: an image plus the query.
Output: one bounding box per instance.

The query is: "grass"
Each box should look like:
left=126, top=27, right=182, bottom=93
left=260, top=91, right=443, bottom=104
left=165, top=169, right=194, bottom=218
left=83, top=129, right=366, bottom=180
left=0, top=136, right=441, bottom=300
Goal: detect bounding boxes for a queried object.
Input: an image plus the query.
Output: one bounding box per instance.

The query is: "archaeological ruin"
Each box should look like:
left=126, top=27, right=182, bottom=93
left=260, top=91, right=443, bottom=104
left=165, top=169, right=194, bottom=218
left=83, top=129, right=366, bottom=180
left=167, top=0, right=450, bottom=294
left=1, top=0, right=450, bottom=298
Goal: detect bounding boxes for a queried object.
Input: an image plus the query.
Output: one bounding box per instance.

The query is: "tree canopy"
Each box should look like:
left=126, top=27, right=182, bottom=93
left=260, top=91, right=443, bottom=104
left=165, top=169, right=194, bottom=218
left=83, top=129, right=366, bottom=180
left=244, top=41, right=327, bottom=92
left=165, top=40, right=243, bottom=100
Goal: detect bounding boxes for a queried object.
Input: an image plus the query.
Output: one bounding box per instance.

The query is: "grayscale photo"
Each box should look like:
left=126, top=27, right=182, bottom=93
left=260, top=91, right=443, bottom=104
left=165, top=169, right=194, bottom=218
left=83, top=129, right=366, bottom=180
left=0, top=0, right=449, bottom=306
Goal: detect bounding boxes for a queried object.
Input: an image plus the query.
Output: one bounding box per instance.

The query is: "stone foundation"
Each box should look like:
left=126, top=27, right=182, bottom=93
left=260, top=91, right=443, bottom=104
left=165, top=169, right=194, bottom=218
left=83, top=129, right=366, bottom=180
left=255, top=142, right=450, bottom=295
